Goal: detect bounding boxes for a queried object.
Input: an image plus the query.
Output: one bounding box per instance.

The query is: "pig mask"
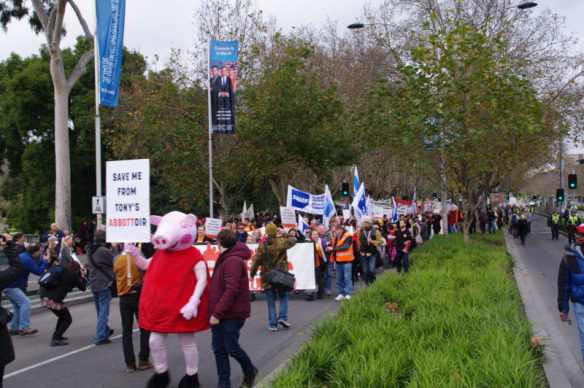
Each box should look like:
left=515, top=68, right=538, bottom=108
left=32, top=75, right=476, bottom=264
left=150, top=211, right=198, bottom=251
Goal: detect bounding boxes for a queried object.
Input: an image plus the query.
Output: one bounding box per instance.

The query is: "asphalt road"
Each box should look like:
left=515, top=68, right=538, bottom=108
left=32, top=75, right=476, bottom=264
left=506, top=214, right=584, bottom=386
left=6, top=218, right=583, bottom=387
left=3, top=276, right=355, bottom=388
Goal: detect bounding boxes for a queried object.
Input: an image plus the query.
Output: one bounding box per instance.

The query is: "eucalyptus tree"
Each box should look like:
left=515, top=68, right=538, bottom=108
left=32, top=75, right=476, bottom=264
left=1, top=0, right=95, bottom=230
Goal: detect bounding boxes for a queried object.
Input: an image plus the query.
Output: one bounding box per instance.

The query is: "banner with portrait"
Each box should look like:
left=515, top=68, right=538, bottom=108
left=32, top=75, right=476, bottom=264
left=209, top=40, right=238, bottom=134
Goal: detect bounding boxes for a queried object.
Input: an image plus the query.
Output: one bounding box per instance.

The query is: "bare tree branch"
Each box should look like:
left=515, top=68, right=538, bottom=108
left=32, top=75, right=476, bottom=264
left=69, top=0, right=94, bottom=40
left=67, top=49, right=95, bottom=90
left=30, top=0, right=48, bottom=30
left=52, top=0, right=67, bottom=47
left=46, top=4, right=57, bottom=42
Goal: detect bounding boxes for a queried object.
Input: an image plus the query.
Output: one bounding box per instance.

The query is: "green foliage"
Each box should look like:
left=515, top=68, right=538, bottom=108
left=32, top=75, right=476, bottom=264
left=104, top=61, right=209, bottom=215
left=107, top=35, right=354, bottom=217
left=269, top=233, right=546, bottom=387
left=241, top=35, right=353, bottom=176
left=0, top=38, right=147, bottom=232
left=358, top=20, right=554, bottom=243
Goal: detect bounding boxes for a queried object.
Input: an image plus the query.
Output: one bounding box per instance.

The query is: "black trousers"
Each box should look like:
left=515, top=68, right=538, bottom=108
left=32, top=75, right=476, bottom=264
left=119, top=292, right=150, bottom=367
left=568, top=228, right=576, bottom=244
left=551, top=224, right=559, bottom=240
left=48, top=307, right=72, bottom=340
left=315, top=266, right=324, bottom=296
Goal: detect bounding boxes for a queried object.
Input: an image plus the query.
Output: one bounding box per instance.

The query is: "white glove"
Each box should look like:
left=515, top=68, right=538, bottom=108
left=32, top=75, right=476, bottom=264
left=123, top=243, right=140, bottom=257
left=180, top=296, right=201, bottom=320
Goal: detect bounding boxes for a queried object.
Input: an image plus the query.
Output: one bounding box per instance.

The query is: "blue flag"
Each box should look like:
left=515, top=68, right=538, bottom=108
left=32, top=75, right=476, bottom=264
left=96, top=0, right=126, bottom=107
left=351, top=183, right=367, bottom=222
left=353, top=166, right=360, bottom=197
left=323, top=185, right=336, bottom=229
left=391, top=197, right=398, bottom=223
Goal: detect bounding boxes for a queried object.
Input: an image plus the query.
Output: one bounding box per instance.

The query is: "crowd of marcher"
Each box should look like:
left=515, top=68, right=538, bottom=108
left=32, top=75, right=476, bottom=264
left=2, top=201, right=584, bottom=387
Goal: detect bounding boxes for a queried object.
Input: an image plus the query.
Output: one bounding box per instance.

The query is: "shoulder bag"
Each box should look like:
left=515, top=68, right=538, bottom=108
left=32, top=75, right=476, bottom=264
left=264, top=241, right=295, bottom=292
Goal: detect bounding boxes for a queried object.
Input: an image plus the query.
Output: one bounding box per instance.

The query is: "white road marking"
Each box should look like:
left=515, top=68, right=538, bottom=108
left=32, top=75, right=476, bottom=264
left=5, top=330, right=136, bottom=379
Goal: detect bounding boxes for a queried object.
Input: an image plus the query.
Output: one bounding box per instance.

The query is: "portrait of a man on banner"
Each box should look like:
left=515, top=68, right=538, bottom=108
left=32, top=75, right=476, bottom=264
left=209, top=40, right=238, bottom=134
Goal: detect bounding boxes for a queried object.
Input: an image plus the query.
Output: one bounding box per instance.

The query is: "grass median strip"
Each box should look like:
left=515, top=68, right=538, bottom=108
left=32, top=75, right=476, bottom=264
left=269, top=232, right=546, bottom=387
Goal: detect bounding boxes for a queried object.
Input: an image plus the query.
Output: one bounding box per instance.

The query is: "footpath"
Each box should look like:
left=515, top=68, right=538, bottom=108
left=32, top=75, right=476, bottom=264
left=506, top=223, right=584, bottom=388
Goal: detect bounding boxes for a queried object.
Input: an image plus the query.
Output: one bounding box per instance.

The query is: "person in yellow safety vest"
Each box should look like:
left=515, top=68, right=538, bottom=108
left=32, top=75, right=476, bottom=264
left=567, top=210, right=582, bottom=245
left=548, top=211, right=561, bottom=241
left=326, top=224, right=354, bottom=301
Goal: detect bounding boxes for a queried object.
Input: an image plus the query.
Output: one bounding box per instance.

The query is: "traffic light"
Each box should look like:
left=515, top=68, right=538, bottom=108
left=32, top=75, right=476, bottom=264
left=432, top=192, right=437, bottom=200
left=568, top=174, right=577, bottom=189
left=506, top=192, right=510, bottom=202
left=556, top=188, right=565, bottom=202
left=342, top=182, right=349, bottom=196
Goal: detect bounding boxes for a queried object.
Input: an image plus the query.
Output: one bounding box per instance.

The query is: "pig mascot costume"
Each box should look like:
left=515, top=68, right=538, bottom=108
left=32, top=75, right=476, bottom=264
left=125, top=211, right=209, bottom=388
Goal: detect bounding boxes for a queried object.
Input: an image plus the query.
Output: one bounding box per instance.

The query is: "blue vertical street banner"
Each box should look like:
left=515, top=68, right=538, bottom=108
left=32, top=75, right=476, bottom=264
left=209, top=40, right=238, bottom=134
left=96, top=0, right=126, bottom=107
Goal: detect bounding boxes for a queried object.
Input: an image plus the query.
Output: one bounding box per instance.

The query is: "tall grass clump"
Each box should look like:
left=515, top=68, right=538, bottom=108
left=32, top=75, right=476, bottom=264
left=269, top=232, right=546, bottom=388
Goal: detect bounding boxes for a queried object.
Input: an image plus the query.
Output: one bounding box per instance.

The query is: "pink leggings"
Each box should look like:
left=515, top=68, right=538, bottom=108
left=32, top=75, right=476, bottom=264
left=149, top=332, right=199, bottom=375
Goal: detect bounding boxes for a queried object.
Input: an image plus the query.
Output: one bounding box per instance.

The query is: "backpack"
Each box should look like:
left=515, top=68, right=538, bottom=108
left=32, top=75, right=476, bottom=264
left=38, top=266, right=63, bottom=289
left=511, top=214, right=519, bottom=225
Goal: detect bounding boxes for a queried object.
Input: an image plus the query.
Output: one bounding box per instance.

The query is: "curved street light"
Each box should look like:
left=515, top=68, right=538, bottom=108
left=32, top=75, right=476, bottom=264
left=347, top=2, right=537, bottom=29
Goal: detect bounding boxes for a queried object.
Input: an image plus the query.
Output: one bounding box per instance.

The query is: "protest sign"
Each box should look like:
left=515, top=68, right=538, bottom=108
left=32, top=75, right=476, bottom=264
left=280, top=207, right=297, bottom=230
left=106, top=159, right=150, bottom=242
left=195, top=242, right=316, bottom=291
left=204, top=218, right=223, bottom=239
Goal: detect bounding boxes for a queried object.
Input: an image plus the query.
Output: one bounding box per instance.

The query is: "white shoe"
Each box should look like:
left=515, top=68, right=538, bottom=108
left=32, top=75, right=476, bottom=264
left=335, top=295, right=346, bottom=301
left=345, top=295, right=351, bottom=300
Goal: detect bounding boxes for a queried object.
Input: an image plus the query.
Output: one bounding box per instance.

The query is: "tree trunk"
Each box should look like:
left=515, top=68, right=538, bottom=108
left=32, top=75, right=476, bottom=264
left=269, top=178, right=288, bottom=207
left=52, top=61, right=71, bottom=232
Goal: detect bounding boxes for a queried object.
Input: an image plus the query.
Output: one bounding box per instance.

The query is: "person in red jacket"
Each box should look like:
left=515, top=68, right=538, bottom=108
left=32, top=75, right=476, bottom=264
left=209, top=229, right=257, bottom=388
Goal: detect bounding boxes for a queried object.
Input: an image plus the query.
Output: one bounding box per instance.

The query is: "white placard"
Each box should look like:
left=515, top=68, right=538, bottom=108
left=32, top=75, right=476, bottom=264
left=106, top=159, right=150, bottom=242
left=397, top=205, right=409, bottom=216
left=204, top=218, right=222, bottom=239
left=342, top=209, right=351, bottom=221
left=195, top=242, right=316, bottom=290
left=280, top=206, right=297, bottom=230
left=92, top=196, right=105, bottom=214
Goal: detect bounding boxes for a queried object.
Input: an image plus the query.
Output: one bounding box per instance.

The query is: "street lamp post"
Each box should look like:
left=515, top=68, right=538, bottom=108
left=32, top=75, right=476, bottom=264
left=348, top=2, right=537, bottom=30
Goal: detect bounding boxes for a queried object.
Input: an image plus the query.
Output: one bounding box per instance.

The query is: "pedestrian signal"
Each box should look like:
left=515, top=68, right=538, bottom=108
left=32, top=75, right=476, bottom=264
left=342, top=182, right=349, bottom=196
left=568, top=174, right=577, bottom=189
left=432, top=193, right=437, bottom=200
left=556, top=188, right=565, bottom=202
left=506, top=192, right=510, bottom=202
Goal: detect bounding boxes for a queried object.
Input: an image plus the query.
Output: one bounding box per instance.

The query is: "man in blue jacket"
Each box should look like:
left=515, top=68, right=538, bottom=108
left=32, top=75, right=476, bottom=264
left=3, top=243, right=49, bottom=335
left=558, top=224, right=584, bottom=364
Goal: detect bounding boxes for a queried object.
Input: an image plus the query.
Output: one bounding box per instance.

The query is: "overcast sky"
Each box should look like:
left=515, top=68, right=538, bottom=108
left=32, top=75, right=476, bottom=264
left=0, top=0, right=582, bottom=63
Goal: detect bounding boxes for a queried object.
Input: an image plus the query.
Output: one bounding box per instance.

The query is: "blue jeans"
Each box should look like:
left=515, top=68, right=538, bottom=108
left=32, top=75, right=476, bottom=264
left=573, top=302, right=584, bottom=364
left=4, top=287, right=31, bottom=331
left=211, top=318, right=255, bottom=387
left=92, top=290, right=112, bottom=342
left=395, top=251, right=410, bottom=273
left=264, top=289, right=288, bottom=329
left=359, top=253, right=377, bottom=285
left=449, top=225, right=456, bottom=234
left=487, top=220, right=496, bottom=234
left=336, top=262, right=353, bottom=296
left=324, top=261, right=334, bottom=292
